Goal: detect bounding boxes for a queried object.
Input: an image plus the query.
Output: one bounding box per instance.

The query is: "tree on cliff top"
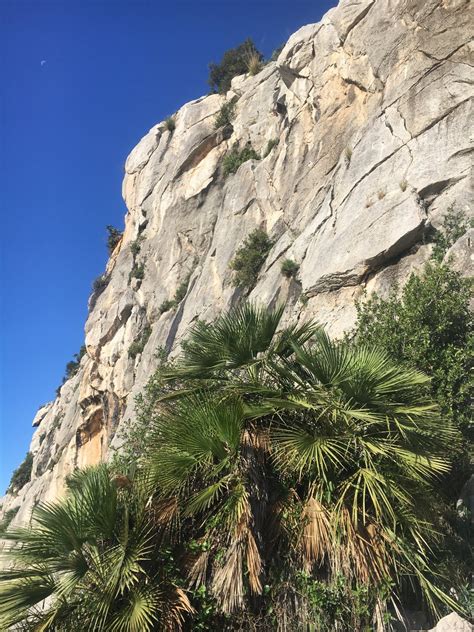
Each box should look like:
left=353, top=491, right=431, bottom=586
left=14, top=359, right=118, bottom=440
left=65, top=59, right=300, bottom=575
left=208, top=38, right=263, bottom=93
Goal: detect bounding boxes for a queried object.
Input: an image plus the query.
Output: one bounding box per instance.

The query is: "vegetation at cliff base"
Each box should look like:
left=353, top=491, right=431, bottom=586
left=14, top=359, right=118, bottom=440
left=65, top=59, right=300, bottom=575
left=229, top=228, right=272, bottom=288
left=208, top=38, right=263, bottom=93
left=1, top=302, right=469, bottom=630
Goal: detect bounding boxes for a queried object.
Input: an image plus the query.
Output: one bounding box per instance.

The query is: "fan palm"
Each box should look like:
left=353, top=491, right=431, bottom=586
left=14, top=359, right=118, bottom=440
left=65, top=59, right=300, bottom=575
left=148, top=304, right=460, bottom=626
left=0, top=465, right=193, bottom=631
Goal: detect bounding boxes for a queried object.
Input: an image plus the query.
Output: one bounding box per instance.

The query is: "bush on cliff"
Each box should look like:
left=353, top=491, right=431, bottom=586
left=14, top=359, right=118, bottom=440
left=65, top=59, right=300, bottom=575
left=229, top=228, right=272, bottom=288
left=0, top=304, right=466, bottom=630
left=222, top=145, right=260, bottom=177
left=106, top=225, right=123, bottom=255
left=7, top=452, right=33, bottom=494
left=208, top=38, right=263, bottom=93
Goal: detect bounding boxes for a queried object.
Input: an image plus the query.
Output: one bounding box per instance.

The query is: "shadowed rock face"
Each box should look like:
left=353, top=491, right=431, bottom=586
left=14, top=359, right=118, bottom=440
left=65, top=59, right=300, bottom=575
left=2, top=0, right=472, bottom=526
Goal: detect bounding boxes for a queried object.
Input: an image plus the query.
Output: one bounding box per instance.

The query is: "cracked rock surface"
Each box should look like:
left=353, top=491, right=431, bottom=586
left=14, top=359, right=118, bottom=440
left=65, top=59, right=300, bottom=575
left=2, top=0, right=472, bottom=528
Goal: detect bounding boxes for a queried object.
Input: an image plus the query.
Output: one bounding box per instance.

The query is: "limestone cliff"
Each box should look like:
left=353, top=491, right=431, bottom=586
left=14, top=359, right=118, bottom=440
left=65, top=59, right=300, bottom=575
left=2, top=0, right=472, bottom=525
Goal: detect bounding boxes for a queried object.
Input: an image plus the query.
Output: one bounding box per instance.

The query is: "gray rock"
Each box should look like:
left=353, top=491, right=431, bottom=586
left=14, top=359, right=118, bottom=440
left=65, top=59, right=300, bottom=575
left=428, top=612, right=473, bottom=632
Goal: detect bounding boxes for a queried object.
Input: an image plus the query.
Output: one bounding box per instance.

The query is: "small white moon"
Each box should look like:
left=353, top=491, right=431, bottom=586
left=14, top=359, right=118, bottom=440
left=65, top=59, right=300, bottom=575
left=40, top=60, right=46, bottom=66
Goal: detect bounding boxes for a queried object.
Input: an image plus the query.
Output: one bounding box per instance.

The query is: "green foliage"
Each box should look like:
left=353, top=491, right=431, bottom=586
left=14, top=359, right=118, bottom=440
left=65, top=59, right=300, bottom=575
left=351, top=261, right=473, bottom=610
left=164, top=116, right=176, bottom=132
left=174, top=274, right=190, bottom=303
left=128, top=325, right=152, bottom=359
left=64, top=345, right=86, bottom=380
left=146, top=304, right=461, bottom=623
left=222, top=145, right=260, bottom=176
left=280, top=258, right=299, bottom=278
left=7, top=453, right=33, bottom=494
left=0, top=465, right=193, bottom=630
left=159, top=274, right=191, bottom=314
left=106, top=225, right=122, bottom=255
left=263, top=137, right=278, bottom=158
left=432, top=206, right=471, bottom=262
left=129, top=262, right=145, bottom=282
left=159, top=299, right=176, bottom=314
left=230, top=229, right=272, bottom=288
left=214, top=97, right=237, bottom=129
left=0, top=508, right=19, bottom=535
left=208, top=38, right=263, bottom=94
left=352, top=262, right=473, bottom=435
left=92, top=273, right=108, bottom=295
left=289, top=572, right=392, bottom=631
left=130, top=235, right=143, bottom=257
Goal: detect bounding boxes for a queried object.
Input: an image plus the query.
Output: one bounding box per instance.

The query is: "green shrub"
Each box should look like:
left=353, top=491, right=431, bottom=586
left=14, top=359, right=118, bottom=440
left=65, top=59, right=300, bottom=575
left=158, top=274, right=191, bottom=314
left=214, top=97, right=237, bottom=129
left=7, top=452, right=33, bottom=494
left=129, top=263, right=145, bottom=282
left=280, top=258, right=299, bottom=278
left=230, top=229, right=273, bottom=289
left=352, top=262, right=473, bottom=436
left=130, top=236, right=143, bottom=257
left=92, top=274, right=109, bottom=295
left=208, top=38, right=263, bottom=94
left=129, top=326, right=152, bottom=359
left=51, top=415, right=63, bottom=433
left=159, top=299, right=176, bottom=314
left=263, top=138, right=278, bottom=158
left=164, top=116, right=176, bottom=132
left=64, top=345, right=86, bottom=380
left=106, top=225, right=123, bottom=255
left=222, top=145, right=260, bottom=177
left=0, top=507, right=19, bottom=534
left=432, top=206, right=471, bottom=262
left=174, top=274, right=190, bottom=303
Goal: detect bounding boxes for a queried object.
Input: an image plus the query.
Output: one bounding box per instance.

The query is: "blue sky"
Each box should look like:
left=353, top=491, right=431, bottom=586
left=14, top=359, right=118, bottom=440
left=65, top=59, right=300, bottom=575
left=0, top=0, right=336, bottom=492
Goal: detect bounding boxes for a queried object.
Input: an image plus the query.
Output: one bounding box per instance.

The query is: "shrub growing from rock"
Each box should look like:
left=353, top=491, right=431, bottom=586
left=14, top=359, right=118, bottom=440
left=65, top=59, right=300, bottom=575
left=92, top=274, right=109, bottom=295
left=263, top=138, right=278, bottom=158
left=164, top=117, right=176, bottom=132
left=129, top=326, right=152, bottom=359
left=130, top=236, right=143, bottom=257
left=214, top=97, right=237, bottom=129
left=106, top=225, right=123, bottom=255
left=222, top=146, right=260, bottom=177
left=0, top=507, right=19, bottom=534
left=230, top=229, right=273, bottom=289
left=129, top=263, right=145, bottom=282
left=7, top=452, right=33, bottom=494
left=208, top=38, right=263, bottom=93
left=432, top=206, right=471, bottom=263
left=159, top=299, right=176, bottom=314
left=281, top=258, right=299, bottom=278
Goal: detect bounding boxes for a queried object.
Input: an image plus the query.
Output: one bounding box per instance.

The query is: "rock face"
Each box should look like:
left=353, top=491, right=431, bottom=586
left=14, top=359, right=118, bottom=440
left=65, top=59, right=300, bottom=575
left=1, top=0, right=472, bottom=527
left=428, top=612, right=473, bottom=632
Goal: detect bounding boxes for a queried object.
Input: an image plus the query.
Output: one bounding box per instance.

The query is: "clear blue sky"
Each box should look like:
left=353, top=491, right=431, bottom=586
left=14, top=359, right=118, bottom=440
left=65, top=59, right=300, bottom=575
left=0, top=0, right=335, bottom=493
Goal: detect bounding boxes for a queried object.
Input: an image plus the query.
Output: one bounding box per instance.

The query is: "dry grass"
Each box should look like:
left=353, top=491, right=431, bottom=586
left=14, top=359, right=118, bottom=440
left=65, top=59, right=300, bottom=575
left=377, top=189, right=386, bottom=200
left=399, top=178, right=408, bottom=191
left=247, top=52, right=262, bottom=76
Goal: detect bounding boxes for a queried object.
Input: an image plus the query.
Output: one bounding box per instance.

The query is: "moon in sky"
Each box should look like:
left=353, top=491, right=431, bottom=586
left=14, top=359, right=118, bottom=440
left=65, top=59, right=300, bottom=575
left=40, top=60, right=46, bottom=66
